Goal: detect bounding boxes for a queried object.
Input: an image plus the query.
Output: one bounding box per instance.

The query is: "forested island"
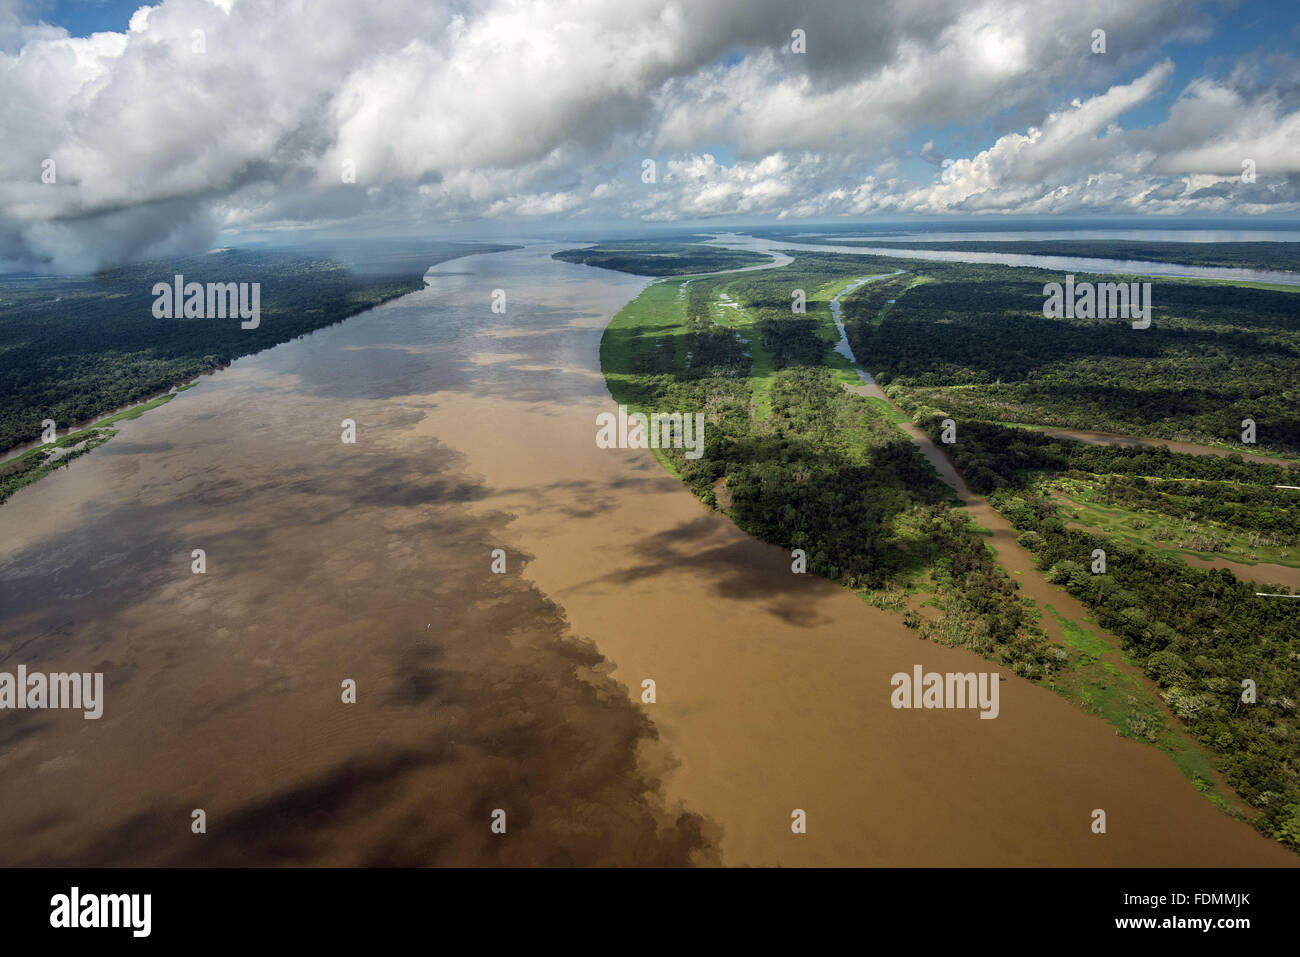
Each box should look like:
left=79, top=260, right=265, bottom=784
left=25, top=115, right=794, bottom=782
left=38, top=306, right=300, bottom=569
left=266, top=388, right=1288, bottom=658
left=553, top=239, right=769, bottom=275
left=597, top=247, right=1065, bottom=677
left=586, top=239, right=1300, bottom=853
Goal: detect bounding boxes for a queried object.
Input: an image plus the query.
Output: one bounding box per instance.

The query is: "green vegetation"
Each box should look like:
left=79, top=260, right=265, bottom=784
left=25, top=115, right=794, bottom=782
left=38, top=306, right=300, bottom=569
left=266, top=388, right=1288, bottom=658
left=0, top=384, right=191, bottom=502
left=1014, top=486, right=1298, bottom=844
left=553, top=240, right=770, bottom=276
left=857, top=250, right=1300, bottom=847
left=601, top=253, right=1059, bottom=679
left=592, top=240, right=1299, bottom=852
left=1052, top=473, right=1300, bottom=569
left=919, top=419, right=1300, bottom=497
left=837, top=257, right=1300, bottom=454
left=0, top=242, right=514, bottom=454
left=1039, top=603, right=1227, bottom=804
left=918, top=416, right=1300, bottom=848
left=1, top=425, right=118, bottom=503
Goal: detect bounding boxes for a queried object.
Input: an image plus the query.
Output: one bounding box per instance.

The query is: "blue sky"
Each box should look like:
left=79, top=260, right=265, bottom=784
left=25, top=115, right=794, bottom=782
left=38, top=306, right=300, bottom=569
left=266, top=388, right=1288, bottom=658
left=30, top=0, right=141, bottom=34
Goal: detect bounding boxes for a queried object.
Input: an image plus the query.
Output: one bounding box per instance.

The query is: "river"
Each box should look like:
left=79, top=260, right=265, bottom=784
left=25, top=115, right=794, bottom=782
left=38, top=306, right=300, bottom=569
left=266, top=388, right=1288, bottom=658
left=0, top=243, right=1292, bottom=866
left=793, top=228, right=1300, bottom=244
left=828, top=270, right=901, bottom=371
left=711, top=232, right=1300, bottom=286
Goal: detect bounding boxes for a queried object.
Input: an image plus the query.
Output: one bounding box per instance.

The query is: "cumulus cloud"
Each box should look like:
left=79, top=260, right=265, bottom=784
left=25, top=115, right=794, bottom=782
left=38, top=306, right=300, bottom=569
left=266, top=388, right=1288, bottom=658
left=1149, top=75, right=1300, bottom=176
left=854, top=58, right=1300, bottom=217
left=648, top=0, right=1206, bottom=158
left=623, top=56, right=1300, bottom=222
left=0, top=0, right=1297, bottom=271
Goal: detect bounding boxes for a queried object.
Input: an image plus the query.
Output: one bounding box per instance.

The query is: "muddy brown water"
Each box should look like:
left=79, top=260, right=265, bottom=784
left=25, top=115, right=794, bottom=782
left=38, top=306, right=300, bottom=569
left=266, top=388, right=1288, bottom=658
left=0, top=245, right=1292, bottom=866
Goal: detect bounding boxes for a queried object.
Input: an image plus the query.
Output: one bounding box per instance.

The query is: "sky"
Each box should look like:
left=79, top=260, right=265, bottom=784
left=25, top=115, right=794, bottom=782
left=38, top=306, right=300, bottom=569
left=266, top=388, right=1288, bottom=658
left=1, top=0, right=1299, bottom=272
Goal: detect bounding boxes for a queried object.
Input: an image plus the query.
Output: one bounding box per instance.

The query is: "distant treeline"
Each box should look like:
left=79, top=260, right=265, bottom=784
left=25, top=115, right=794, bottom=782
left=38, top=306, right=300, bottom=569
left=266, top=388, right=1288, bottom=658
left=553, top=241, right=769, bottom=276
left=0, top=243, right=512, bottom=452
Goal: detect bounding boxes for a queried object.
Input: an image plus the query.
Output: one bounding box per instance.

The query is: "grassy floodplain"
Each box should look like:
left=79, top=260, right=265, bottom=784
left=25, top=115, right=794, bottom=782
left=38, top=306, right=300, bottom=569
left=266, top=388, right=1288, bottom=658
left=0, top=389, right=190, bottom=504
left=1050, top=473, right=1300, bottom=571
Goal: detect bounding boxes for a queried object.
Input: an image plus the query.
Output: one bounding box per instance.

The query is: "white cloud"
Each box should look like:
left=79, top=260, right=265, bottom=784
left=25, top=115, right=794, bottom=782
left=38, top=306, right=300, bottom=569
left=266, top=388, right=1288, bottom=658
left=485, top=191, right=583, bottom=217
left=0, top=0, right=1296, bottom=271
